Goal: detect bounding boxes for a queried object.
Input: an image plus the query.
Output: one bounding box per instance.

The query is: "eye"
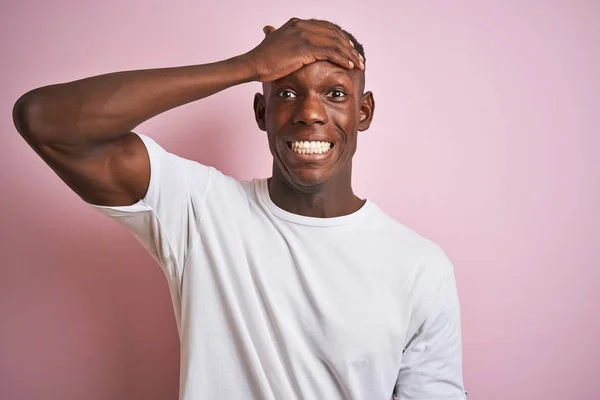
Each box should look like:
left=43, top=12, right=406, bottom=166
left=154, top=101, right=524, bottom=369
left=276, top=90, right=297, bottom=98
left=327, top=89, right=347, bottom=99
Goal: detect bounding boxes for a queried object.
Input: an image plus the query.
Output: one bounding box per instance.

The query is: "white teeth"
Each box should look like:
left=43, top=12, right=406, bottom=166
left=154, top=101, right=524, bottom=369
left=289, top=140, right=333, bottom=155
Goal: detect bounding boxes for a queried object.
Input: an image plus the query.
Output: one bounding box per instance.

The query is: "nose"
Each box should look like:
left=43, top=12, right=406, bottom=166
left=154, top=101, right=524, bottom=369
left=293, top=93, right=328, bottom=126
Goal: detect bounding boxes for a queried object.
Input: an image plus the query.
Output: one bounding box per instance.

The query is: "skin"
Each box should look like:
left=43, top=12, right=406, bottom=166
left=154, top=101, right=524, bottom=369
left=12, top=18, right=373, bottom=218
left=256, top=60, right=374, bottom=217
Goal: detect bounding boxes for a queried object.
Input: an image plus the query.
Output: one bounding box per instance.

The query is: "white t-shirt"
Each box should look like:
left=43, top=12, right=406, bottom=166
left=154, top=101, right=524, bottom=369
left=92, top=134, right=467, bottom=400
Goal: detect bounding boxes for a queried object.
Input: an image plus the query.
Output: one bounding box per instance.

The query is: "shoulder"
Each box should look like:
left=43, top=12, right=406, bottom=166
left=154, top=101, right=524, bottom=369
left=366, top=205, right=455, bottom=305
left=369, top=208, right=459, bottom=332
left=369, top=204, right=451, bottom=266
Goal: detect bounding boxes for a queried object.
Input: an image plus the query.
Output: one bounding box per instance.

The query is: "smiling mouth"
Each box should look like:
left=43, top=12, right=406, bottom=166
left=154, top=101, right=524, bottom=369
left=286, top=140, right=334, bottom=155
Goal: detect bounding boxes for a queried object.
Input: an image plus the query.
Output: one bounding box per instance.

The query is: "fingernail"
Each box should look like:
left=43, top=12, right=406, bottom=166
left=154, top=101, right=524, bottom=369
left=359, top=60, right=364, bottom=68
left=349, top=40, right=355, bottom=47
left=348, top=60, right=355, bottom=68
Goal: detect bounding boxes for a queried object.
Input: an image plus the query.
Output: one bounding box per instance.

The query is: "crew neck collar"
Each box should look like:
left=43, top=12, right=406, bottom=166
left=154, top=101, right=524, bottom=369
left=256, top=178, right=373, bottom=227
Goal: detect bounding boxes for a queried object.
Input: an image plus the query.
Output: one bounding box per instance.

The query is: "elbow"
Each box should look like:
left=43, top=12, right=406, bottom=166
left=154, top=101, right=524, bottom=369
left=12, top=89, right=58, bottom=145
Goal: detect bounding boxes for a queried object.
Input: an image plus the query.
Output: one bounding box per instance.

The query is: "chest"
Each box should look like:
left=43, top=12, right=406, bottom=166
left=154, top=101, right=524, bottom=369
left=212, top=217, right=413, bottom=361
left=187, top=209, right=422, bottom=384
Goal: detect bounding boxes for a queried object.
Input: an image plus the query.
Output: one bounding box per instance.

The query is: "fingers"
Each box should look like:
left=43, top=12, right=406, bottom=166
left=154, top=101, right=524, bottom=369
left=312, top=46, right=357, bottom=70
left=292, top=19, right=364, bottom=70
left=323, top=35, right=364, bottom=69
left=264, top=18, right=364, bottom=70
left=301, top=32, right=364, bottom=70
left=301, top=20, right=354, bottom=49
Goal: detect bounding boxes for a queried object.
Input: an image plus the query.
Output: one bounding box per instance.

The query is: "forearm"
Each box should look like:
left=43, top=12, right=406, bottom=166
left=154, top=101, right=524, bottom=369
left=13, top=54, right=256, bottom=146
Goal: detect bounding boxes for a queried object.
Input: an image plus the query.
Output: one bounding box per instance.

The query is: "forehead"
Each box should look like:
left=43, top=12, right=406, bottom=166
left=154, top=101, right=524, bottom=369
left=264, top=61, right=363, bottom=91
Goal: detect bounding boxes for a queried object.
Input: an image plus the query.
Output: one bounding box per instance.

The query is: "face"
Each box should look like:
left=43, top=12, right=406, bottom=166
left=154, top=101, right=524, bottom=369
left=254, top=61, right=374, bottom=190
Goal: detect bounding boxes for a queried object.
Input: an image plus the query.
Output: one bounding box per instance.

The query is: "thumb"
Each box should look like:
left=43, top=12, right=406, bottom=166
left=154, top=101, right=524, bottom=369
left=262, top=25, right=276, bottom=36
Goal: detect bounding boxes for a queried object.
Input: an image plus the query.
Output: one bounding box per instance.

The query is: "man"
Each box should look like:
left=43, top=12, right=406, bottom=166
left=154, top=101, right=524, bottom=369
left=13, top=18, right=466, bottom=400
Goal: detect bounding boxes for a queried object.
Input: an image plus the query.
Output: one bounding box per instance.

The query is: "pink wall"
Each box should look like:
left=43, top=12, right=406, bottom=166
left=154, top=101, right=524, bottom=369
left=1, top=1, right=599, bottom=399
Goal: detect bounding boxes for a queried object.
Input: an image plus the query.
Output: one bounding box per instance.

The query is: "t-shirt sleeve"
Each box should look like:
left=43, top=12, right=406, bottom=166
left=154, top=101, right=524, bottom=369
left=89, top=133, right=211, bottom=278
left=394, top=251, right=468, bottom=400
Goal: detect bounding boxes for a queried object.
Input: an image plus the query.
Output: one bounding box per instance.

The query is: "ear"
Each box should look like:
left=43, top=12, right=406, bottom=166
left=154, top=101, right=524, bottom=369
left=253, top=92, right=267, bottom=131
left=357, top=91, right=375, bottom=132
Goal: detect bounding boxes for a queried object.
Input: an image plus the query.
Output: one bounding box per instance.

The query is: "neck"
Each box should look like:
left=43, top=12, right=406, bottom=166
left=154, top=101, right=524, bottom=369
left=268, top=167, right=366, bottom=218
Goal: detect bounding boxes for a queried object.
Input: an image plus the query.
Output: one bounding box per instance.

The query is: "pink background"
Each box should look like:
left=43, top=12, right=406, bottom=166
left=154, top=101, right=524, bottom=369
left=1, top=1, right=599, bottom=399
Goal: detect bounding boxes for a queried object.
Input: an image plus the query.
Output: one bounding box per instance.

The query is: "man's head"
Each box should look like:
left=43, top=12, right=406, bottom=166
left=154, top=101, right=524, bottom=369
left=253, top=20, right=375, bottom=192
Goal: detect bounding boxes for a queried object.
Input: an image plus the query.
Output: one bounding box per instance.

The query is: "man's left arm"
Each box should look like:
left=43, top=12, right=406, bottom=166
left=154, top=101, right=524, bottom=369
left=393, top=257, right=468, bottom=400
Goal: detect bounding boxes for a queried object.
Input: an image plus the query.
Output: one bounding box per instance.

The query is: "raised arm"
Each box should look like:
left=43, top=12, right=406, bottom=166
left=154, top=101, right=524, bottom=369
left=12, top=18, right=364, bottom=206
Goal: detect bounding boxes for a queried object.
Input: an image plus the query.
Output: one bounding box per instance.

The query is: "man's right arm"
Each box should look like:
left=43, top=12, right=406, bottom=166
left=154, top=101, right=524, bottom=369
left=12, top=18, right=364, bottom=207
left=12, top=57, right=256, bottom=206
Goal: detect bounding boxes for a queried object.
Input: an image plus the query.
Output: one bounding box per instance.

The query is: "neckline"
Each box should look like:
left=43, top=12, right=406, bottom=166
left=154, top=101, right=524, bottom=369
left=257, top=178, right=373, bottom=227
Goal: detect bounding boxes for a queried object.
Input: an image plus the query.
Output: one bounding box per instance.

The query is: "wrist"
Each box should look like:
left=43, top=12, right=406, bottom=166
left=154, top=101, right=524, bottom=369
left=227, top=53, right=259, bottom=83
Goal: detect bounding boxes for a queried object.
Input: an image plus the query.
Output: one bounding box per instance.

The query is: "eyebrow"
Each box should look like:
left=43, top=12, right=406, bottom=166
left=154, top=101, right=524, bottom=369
left=269, top=69, right=354, bottom=91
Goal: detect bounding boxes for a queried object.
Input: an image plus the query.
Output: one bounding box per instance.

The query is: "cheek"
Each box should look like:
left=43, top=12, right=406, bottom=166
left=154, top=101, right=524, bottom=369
left=266, top=109, right=291, bottom=136
left=333, top=100, right=359, bottom=122
left=334, top=108, right=360, bottom=137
